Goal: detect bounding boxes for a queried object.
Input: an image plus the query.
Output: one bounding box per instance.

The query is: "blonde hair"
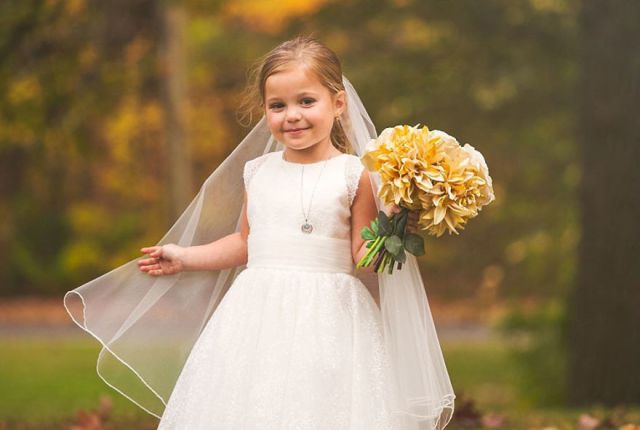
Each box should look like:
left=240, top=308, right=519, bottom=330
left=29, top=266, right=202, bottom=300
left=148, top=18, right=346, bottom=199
left=237, top=35, right=353, bottom=154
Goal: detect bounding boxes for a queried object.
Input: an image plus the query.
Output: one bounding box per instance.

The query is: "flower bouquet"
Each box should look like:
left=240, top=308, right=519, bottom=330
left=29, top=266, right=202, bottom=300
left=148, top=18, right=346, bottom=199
left=356, top=124, right=495, bottom=274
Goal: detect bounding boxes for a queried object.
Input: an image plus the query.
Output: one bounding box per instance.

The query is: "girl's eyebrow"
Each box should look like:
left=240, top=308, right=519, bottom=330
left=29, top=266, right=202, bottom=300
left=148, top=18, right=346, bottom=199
left=266, top=91, right=319, bottom=103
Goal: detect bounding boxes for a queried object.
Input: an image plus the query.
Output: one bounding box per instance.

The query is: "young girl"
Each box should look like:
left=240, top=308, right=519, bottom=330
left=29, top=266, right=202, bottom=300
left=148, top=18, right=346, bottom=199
left=65, top=36, right=455, bottom=429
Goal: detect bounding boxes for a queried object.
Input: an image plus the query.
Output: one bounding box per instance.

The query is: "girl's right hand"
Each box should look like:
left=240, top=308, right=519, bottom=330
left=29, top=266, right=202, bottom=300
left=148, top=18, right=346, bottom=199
left=138, top=244, right=186, bottom=276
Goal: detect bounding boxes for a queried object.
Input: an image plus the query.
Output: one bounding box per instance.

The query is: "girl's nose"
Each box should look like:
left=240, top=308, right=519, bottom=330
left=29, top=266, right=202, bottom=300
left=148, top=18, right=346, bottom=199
left=285, top=107, right=302, bottom=121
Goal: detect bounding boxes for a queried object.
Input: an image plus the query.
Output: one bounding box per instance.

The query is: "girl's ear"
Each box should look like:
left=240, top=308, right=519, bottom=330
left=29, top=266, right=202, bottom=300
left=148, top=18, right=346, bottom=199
left=333, top=90, right=346, bottom=117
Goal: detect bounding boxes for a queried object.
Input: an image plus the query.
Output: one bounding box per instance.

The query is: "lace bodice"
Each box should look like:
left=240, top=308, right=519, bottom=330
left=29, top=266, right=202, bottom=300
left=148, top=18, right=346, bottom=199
left=243, top=150, right=365, bottom=241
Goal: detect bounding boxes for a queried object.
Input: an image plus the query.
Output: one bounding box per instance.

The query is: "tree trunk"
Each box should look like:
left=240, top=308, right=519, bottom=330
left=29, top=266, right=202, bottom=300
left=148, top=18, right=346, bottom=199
left=566, top=0, right=640, bottom=406
left=158, top=3, right=192, bottom=223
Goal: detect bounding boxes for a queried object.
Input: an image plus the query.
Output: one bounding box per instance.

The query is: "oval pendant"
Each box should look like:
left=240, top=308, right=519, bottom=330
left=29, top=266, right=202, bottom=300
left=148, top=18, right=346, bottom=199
left=301, top=223, right=313, bottom=234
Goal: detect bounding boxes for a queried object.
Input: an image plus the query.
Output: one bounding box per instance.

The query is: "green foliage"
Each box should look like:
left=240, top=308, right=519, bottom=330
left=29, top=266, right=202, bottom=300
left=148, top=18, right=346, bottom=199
left=377, top=210, right=392, bottom=236
left=360, top=225, right=376, bottom=241
left=404, top=233, right=424, bottom=257
left=383, top=234, right=403, bottom=255
left=0, top=0, right=580, bottom=300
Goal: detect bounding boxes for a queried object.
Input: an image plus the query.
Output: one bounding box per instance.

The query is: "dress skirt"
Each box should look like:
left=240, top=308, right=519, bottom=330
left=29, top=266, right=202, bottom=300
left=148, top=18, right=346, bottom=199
left=157, top=232, right=400, bottom=430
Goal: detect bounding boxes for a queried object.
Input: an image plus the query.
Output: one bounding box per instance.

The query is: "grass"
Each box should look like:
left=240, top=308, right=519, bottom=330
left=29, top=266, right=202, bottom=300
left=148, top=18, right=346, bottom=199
left=445, top=338, right=521, bottom=411
left=0, top=337, right=150, bottom=423
left=1, top=336, right=638, bottom=429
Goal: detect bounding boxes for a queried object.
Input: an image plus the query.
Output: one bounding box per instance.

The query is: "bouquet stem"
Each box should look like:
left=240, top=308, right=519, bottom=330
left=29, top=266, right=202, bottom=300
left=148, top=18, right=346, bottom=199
left=373, top=248, right=386, bottom=272
left=356, top=207, right=424, bottom=273
left=357, top=235, right=386, bottom=268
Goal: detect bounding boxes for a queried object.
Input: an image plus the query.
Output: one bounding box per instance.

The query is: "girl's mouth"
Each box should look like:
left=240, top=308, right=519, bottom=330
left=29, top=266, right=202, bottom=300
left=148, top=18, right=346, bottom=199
left=284, top=127, right=310, bottom=133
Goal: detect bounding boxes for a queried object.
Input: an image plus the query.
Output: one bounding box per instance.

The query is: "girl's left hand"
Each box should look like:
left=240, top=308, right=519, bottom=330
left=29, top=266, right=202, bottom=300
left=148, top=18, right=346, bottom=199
left=384, top=204, right=420, bottom=234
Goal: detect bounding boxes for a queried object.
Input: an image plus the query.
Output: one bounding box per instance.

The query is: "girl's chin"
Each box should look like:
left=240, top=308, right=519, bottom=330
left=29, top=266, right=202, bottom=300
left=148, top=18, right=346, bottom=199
left=282, top=142, right=319, bottom=151
left=282, top=135, right=314, bottom=146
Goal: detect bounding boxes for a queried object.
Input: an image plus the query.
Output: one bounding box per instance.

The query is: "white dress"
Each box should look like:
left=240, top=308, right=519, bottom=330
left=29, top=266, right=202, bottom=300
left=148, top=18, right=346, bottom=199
left=157, top=150, right=400, bottom=429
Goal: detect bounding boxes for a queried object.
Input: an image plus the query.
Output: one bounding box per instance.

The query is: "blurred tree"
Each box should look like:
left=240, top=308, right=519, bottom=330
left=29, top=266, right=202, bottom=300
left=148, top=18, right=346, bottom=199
left=565, top=0, right=640, bottom=405
left=158, top=2, right=193, bottom=220
left=0, top=0, right=165, bottom=295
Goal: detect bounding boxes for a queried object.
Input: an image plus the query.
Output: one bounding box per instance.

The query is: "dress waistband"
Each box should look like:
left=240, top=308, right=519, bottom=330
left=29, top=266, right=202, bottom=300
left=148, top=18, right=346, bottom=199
left=247, top=231, right=354, bottom=274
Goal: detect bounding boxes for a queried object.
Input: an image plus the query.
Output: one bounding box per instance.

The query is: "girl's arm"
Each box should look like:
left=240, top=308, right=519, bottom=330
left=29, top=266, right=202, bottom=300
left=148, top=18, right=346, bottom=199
left=350, top=170, right=419, bottom=273
left=139, top=191, right=250, bottom=275
left=181, top=190, right=250, bottom=272
left=350, top=169, right=380, bottom=273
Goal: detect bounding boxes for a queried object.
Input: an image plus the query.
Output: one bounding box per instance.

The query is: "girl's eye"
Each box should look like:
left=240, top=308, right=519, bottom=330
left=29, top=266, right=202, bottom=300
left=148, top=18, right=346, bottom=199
left=269, top=103, right=284, bottom=110
left=301, top=98, right=315, bottom=106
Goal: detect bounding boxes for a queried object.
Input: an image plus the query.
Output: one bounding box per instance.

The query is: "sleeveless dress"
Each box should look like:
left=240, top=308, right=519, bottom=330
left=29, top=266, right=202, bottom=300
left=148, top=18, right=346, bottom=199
left=157, top=150, right=399, bottom=429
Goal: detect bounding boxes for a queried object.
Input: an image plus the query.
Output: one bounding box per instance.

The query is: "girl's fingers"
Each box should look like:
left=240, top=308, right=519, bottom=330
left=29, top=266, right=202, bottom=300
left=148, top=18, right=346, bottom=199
left=151, top=266, right=171, bottom=276
left=140, top=246, right=161, bottom=256
left=138, top=260, right=163, bottom=275
left=143, top=265, right=162, bottom=275
left=139, top=246, right=174, bottom=277
left=138, top=256, right=160, bottom=266
left=406, top=210, right=419, bottom=233
left=384, top=203, right=401, bottom=217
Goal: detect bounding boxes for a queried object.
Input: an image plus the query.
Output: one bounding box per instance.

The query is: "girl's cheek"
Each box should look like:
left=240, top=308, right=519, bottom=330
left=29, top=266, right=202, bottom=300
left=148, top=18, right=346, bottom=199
left=266, top=113, right=281, bottom=128
left=269, top=112, right=283, bottom=123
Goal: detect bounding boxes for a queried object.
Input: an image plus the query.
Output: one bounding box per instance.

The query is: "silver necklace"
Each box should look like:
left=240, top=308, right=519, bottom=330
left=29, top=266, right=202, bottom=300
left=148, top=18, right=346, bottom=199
left=299, top=156, right=331, bottom=234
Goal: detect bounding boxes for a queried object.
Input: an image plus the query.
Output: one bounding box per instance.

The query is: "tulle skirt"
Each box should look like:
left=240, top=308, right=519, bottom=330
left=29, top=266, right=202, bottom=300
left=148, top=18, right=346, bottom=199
left=157, top=265, right=402, bottom=430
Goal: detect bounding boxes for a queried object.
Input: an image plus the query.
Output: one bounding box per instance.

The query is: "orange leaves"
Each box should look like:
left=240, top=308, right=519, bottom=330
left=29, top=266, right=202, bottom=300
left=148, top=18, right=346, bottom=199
left=222, top=0, right=336, bottom=33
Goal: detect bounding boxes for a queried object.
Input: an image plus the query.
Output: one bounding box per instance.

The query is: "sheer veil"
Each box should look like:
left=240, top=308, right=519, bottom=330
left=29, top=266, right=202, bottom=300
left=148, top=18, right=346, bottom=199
left=63, top=75, right=455, bottom=429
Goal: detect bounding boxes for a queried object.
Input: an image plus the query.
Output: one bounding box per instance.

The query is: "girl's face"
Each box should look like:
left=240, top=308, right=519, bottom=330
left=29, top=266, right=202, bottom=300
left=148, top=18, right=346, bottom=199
left=263, top=64, right=345, bottom=153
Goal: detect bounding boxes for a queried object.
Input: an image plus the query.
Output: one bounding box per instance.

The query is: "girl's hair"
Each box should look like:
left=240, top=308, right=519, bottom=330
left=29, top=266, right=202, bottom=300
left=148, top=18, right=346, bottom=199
left=237, top=35, right=353, bottom=154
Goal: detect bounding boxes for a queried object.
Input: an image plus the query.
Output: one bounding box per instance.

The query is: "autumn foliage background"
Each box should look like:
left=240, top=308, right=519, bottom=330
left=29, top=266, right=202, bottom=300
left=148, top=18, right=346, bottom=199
left=2, top=0, right=640, bottom=428
left=2, top=0, right=576, bottom=301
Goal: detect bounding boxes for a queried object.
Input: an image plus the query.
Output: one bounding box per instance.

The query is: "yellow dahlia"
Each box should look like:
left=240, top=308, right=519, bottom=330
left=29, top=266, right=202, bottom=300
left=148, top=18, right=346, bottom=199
left=361, top=125, right=494, bottom=239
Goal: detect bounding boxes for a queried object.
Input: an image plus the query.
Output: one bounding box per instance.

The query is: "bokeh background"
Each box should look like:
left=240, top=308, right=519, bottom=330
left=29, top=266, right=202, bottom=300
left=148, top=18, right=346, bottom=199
left=1, top=0, right=638, bottom=428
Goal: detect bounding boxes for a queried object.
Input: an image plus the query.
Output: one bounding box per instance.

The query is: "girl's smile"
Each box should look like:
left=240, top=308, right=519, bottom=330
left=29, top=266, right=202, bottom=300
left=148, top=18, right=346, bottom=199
left=283, top=126, right=311, bottom=137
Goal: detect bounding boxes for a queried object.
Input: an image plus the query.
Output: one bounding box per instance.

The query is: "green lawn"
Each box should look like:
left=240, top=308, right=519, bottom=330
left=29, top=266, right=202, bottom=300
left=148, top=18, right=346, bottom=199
left=445, top=339, right=521, bottom=411
left=0, top=337, right=151, bottom=424
left=1, top=336, right=638, bottom=429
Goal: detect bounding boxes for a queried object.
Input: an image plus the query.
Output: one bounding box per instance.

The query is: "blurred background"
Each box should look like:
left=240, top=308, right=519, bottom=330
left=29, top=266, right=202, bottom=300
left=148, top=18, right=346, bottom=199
left=1, top=0, right=638, bottom=428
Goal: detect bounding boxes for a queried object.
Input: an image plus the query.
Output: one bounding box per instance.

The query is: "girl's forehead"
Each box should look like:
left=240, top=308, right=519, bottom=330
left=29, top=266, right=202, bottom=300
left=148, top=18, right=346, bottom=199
left=264, top=66, right=327, bottom=99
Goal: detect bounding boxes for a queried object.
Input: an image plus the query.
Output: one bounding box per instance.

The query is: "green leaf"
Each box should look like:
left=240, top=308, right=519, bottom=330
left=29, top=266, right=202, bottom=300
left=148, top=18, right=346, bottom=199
left=361, top=226, right=376, bottom=241
left=371, top=218, right=379, bottom=235
left=377, top=211, right=391, bottom=236
left=404, top=233, right=425, bottom=256
left=393, top=208, right=408, bottom=236
left=384, top=235, right=403, bottom=257
left=396, top=247, right=407, bottom=263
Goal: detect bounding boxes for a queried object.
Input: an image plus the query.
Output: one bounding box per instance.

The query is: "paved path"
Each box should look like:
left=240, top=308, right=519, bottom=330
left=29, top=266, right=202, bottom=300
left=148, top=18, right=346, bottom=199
left=0, top=321, right=496, bottom=343
left=1, top=297, right=505, bottom=343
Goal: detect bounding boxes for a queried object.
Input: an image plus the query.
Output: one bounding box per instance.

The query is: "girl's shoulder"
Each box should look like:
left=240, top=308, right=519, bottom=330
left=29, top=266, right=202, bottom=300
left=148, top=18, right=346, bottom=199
left=243, top=151, right=277, bottom=190
left=344, top=153, right=366, bottom=206
left=244, top=151, right=273, bottom=167
left=344, top=153, right=365, bottom=177
left=343, top=152, right=363, bottom=162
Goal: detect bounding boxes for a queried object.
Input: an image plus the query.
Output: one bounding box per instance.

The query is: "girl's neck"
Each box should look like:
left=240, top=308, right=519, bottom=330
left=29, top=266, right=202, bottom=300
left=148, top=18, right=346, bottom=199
left=282, top=143, right=342, bottom=164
